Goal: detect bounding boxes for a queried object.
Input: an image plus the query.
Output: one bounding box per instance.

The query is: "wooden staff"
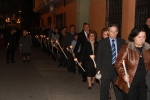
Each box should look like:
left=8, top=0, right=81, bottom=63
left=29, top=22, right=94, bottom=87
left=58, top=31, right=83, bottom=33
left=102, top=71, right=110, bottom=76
left=55, top=40, right=68, bottom=59
left=51, top=40, right=54, bottom=54
left=74, top=58, right=85, bottom=72
left=6, top=43, right=9, bottom=51
left=122, top=60, right=130, bottom=88
left=20, top=44, right=22, bottom=53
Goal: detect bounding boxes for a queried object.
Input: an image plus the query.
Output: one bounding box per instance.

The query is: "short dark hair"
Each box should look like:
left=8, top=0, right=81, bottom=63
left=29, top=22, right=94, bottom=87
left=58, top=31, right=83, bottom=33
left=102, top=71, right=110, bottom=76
left=108, top=24, right=119, bottom=31
left=128, top=26, right=146, bottom=42
left=101, top=28, right=108, bottom=39
left=70, top=24, right=75, bottom=28
left=83, top=22, right=90, bottom=27
left=88, top=30, right=97, bottom=40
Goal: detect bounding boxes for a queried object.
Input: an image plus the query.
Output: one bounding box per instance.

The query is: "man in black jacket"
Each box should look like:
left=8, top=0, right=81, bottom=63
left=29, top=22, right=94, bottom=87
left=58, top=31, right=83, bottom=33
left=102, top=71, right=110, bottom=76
left=74, top=23, right=90, bottom=82
left=5, top=29, right=17, bottom=63
left=63, top=25, right=76, bottom=73
left=96, top=24, right=125, bottom=100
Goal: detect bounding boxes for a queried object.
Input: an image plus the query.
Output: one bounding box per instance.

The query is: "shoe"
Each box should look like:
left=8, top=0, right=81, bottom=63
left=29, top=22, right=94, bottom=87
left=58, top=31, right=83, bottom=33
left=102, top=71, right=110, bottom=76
left=92, top=83, right=94, bottom=86
left=88, top=87, right=91, bottom=89
left=23, top=60, right=26, bottom=62
left=58, top=64, right=62, bottom=67
left=27, top=60, right=29, bottom=62
left=6, top=61, right=9, bottom=63
left=82, top=79, right=86, bottom=82
left=11, top=61, right=16, bottom=63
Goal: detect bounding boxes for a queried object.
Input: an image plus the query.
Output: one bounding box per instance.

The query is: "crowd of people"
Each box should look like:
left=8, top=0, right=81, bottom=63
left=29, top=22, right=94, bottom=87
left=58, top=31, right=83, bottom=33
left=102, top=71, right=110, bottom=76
left=2, top=17, right=150, bottom=100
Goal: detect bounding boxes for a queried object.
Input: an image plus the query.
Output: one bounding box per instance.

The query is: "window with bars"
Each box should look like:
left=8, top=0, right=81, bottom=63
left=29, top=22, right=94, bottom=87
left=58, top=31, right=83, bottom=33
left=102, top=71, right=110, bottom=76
left=135, top=0, right=150, bottom=26
left=106, top=0, right=122, bottom=37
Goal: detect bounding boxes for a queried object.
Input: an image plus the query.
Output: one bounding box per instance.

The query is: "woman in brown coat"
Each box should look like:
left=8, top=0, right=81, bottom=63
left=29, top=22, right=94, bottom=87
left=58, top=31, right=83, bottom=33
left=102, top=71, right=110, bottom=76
left=115, top=26, right=150, bottom=100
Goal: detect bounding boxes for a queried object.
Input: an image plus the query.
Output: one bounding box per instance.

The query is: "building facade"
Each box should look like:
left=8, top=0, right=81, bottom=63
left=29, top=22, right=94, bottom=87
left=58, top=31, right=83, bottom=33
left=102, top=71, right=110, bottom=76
left=34, top=0, right=150, bottom=40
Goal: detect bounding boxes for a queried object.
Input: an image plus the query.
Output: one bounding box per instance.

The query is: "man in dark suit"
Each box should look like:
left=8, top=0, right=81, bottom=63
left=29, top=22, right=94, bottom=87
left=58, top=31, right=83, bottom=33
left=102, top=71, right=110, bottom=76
left=63, top=25, right=77, bottom=73
left=96, top=24, right=125, bottom=100
left=74, top=23, right=90, bottom=82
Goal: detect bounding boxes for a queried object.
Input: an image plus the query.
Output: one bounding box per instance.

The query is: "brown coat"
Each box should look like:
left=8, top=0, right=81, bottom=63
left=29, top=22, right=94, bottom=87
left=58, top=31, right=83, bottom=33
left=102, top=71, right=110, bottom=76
left=115, top=42, right=150, bottom=93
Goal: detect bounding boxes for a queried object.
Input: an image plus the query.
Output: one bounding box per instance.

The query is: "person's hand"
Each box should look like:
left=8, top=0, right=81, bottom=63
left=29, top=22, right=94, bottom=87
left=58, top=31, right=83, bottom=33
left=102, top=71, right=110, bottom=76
left=78, top=62, right=82, bottom=66
left=123, top=75, right=129, bottom=83
left=20, top=44, right=22, bottom=46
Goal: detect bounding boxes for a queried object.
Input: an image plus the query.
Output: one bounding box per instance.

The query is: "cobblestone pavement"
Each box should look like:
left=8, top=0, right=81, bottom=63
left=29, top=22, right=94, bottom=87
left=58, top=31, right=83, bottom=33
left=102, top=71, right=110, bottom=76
left=0, top=46, right=116, bottom=100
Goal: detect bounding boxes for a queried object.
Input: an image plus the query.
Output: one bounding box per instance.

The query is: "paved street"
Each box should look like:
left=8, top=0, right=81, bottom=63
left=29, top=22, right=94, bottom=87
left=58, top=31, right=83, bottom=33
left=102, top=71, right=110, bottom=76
left=0, top=46, right=116, bottom=100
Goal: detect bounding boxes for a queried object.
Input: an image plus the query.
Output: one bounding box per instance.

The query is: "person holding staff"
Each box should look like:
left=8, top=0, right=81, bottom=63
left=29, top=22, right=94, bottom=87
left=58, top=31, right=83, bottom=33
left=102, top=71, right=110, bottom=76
left=80, top=30, right=98, bottom=89
left=96, top=24, right=125, bottom=100
left=115, top=26, right=150, bottom=100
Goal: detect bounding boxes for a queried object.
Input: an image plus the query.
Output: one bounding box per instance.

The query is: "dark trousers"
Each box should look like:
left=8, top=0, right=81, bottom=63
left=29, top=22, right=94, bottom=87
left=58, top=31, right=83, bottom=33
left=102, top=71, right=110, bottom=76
left=6, top=49, right=15, bottom=62
left=100, top=76, right=123, bottom=100
left=59, top=51, right=67, bottom=67
left=66, top=51, right=76, bottom=72
left=122, top=76, right=147, bottom=100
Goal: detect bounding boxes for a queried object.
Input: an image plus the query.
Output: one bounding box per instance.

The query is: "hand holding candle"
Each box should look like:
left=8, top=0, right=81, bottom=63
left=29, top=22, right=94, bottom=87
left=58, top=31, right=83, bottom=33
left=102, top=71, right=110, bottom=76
left=69, top=45, right=73, bottom=53
left=6, top=43, right=10, bottom=51
left=122, top=60, right=130, bottom=88
left=74, top=58, right=85, bottom=72
left=89, top=55, right=96, bottom=68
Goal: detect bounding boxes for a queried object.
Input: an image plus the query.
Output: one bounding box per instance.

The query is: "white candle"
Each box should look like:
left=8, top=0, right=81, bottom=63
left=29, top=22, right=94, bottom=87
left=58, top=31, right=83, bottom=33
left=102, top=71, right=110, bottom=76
left=122, top=60, right=130, bottom=88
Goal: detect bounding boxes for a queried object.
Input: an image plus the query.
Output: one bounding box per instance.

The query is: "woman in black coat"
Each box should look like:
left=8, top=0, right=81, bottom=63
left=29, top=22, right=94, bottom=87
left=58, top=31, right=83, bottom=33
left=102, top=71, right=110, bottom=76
left=80, top=30, right=98, bottom=89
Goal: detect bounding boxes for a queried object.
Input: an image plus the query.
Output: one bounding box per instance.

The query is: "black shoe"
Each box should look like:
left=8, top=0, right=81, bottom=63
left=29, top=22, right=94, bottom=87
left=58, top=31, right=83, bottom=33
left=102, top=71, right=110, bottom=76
left=82, top=79, right=86, bottom=82
left=88, top=87, right=91, bottom=89
left=6, top=61, right=9, bottom=63
left=11, top=61, right=16, bottom=63
left=58, top=64, right=62, bottom=67
left=92, top=83, right=94, bottom=86
left=23, top=60, right=26, bottom=62
left=27, top=60, right=29, bottom=62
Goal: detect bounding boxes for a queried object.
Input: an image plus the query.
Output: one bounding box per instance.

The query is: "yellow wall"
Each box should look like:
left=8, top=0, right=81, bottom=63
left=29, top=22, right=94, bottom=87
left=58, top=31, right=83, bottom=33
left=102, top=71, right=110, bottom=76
left=56, top=0, right=76, bottom=29
left=34, top=0, right=43, bottom=9
left=90, top=0, right=106, bottom=38
left=122, top=0, right=136, bottom=41
left=36, top=0, right=136, bottom=41
left=40, top=0, right=76, bottom=31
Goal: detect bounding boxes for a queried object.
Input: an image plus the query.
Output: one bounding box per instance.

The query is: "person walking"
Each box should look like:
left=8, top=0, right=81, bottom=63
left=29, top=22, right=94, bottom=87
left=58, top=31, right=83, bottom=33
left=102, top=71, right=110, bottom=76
left=74, top=23, right=90, bottom=82
left=115, top=26, right=150, bottom=100
left=5, top=29, right=17, bottom=63
left=96, top=24, right=125, bottom=100
left=19, top=30, right=32, bottom=62
left=80, top=30, right=98, bottom=89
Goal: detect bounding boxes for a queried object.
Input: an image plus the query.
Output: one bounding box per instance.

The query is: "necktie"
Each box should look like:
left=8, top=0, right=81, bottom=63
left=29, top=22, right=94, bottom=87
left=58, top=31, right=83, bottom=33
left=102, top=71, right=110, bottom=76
left=111, top=40, right=116, bottom=64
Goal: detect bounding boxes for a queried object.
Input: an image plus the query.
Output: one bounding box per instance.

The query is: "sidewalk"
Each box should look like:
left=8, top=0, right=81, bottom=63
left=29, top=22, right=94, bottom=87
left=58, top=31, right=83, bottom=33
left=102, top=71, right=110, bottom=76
left=0, top=46, right=116, bottom=100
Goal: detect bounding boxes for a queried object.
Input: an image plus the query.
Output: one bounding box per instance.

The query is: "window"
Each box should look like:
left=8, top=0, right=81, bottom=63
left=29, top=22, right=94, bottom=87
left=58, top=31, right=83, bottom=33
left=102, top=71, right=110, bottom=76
left=106, top=0, right=122, bottom=37
left=135, top=0, right=150, bottom=26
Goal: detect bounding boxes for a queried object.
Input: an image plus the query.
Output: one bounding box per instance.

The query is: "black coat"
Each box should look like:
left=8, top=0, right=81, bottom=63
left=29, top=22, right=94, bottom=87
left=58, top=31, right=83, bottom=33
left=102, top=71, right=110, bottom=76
left=5, top=33, right=17, bottom=50
left=80, top=41, right=98, bottom=77
left=96, top=37, right=126, bottom=79
left=74, top=31, right=88, bottom=58
left=63, top=32, right=76, bottom=48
